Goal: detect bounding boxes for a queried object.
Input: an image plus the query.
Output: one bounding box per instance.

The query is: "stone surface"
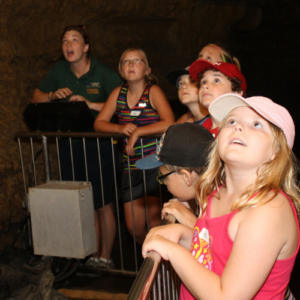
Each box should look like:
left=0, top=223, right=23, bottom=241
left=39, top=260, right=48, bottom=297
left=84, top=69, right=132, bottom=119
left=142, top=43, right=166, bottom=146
left=0, top=0, right=299, bottom=245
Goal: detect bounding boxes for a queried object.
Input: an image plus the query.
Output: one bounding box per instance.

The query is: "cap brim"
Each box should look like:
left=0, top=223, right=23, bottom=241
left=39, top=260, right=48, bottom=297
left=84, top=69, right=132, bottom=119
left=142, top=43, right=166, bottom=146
left=189, top=60, right=215, bottom=81
left=135, top=154, right=163, bottom=170
left=209, top=93, right=295, bottom=149
left=209, top=93, right=248, bottom=122
left=167, top=70, right=190, bottom=86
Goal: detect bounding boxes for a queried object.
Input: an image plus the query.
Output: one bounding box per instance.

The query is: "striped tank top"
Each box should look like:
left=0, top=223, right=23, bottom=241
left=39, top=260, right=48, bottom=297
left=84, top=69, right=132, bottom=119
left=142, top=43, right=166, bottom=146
left=116, top=83, right=160, bottom=172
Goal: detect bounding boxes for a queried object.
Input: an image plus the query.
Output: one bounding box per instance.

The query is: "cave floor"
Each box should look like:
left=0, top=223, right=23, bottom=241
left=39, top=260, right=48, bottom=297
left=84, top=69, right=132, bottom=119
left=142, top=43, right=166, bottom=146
left=58, top=226, right=141, bottom=300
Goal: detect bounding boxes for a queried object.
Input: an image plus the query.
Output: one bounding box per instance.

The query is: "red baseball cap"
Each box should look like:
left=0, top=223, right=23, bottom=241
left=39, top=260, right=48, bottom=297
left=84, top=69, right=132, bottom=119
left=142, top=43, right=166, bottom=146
left=189, top=60, right=247, bottom=93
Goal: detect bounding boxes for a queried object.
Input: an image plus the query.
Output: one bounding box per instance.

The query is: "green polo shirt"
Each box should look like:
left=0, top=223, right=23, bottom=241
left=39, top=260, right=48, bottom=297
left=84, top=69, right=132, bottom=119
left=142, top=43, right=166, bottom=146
left=38, top=57, right=122, bottom=118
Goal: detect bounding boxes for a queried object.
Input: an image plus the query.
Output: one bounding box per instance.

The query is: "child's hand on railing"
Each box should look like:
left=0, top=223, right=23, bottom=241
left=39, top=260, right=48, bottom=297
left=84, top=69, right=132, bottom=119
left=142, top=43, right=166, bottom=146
left=142, top=224, right=186, bottom=260
left=142, top=230, right=174, bottom=261
left=125, top=129, right=140, bottom=156
left=119, top=123, right=137, bottom=136
left=162, top=199, right=197, bottom=229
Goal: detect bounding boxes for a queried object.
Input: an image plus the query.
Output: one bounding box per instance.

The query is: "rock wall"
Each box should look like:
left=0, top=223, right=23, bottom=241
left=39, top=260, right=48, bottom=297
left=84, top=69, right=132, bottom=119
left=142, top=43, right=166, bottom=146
left=0, top=0, right=298, bottom=245
left=227, top=0, right=300, bottom=152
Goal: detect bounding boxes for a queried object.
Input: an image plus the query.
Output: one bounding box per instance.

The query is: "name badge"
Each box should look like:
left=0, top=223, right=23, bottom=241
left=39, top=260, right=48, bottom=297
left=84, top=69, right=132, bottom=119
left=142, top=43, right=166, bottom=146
left=87, top=88, right=99, bottom=94
left=131, top=110, right=141, bottom=116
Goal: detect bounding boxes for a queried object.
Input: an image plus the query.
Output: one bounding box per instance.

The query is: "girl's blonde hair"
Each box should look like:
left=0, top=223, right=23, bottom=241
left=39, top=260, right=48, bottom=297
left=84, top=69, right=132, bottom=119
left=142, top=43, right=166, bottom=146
left=118, top=48, right=158, bottom=84
left=196, top=119, right=300, bottom=219
left=205, top=44, right=242, bottom=71
left=219, top=46, right=241, bottom=71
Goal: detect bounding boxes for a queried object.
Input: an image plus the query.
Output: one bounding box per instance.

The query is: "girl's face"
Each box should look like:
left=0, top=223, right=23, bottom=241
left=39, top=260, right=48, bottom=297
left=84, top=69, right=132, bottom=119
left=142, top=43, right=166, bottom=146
left=197, top=45, right=223, bottom=64
left=120, top=50, right=150, bottom=82
left=177, top=75, right=199, bottom=105
left=218, top=107, right=275, bottom=170
left=199, top=70, right=239, bottom=108
left=61, top=30, right=89, bottom=63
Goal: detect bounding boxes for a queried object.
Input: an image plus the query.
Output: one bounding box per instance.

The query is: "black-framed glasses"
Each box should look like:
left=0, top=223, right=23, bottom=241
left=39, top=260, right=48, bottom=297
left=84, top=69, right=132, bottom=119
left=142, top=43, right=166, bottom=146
left=156, top=171, right=175, bottom=185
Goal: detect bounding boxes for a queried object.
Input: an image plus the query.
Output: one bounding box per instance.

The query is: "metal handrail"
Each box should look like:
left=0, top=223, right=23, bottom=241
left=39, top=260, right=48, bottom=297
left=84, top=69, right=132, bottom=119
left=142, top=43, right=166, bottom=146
left=127, top=214, right=177, bottom=300
left=14, top=131, right=162, bottom=139
left=15, top=130, right=169, bottom=276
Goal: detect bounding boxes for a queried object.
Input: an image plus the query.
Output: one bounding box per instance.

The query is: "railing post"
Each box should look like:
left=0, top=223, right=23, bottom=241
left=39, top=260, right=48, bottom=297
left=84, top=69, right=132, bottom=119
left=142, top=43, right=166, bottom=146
left=41, top=135, right=51, bottom=181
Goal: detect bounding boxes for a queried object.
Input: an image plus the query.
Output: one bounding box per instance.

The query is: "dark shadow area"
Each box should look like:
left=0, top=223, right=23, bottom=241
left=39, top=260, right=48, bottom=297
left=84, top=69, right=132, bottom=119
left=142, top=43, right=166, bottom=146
left=289, top=251, right=300, bottom=298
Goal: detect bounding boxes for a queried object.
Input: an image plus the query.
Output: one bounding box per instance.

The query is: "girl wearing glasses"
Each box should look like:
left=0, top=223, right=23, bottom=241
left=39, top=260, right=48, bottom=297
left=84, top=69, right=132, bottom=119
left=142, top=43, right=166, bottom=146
left=94, top=48, right=174, bottom=244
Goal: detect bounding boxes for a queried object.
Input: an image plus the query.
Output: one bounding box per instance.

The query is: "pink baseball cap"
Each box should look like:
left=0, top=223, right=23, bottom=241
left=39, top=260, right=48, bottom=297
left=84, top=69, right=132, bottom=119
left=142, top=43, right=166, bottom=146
left=189, top=60, right=247, bottom=93
left=208, top=93, right=295, bottom=149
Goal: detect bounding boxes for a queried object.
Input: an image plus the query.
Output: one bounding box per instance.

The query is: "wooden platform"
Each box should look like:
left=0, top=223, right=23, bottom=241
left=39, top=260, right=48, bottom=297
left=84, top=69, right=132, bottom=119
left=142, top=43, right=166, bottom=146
left=58, top=270, right=135, bottom=300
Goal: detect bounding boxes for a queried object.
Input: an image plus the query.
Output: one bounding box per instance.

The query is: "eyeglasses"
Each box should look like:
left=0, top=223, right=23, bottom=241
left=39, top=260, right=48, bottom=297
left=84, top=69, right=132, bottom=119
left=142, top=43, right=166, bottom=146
left=156, top=171, right=175, bottom=185
left=122, top=59, right=145, bottom=66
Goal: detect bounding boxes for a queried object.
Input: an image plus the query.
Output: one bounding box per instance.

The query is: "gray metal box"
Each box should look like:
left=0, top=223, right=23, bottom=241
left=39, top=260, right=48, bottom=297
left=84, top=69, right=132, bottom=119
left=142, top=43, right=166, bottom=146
left=28, top=181, right=97, bottom=259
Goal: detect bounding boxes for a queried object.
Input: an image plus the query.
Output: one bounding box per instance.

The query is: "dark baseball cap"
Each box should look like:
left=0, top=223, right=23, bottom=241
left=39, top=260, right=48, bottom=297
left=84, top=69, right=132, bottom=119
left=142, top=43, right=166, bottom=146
left=135, top=123, right=214, bottom=170
left=167, top=69, right=190, bottom=87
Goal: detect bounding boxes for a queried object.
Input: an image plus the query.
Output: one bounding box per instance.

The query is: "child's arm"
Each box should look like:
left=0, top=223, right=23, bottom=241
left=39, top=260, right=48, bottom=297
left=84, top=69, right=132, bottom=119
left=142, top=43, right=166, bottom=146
left=143, top=193, right=296, bottom=300
left=162, top=199, right=197, bottom=228
left=94, top=86, right=137, bottom=135
left=143, top=223, right=194, bottom=251
left=126, top=85, right=175, bottom=156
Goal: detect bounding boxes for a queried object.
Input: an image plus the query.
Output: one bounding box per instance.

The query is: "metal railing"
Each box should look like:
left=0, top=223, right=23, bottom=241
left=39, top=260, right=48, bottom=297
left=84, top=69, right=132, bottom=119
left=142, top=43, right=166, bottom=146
left=127, top=214, right=181, bottom=300
left=15, top=131, right=163, bottom=275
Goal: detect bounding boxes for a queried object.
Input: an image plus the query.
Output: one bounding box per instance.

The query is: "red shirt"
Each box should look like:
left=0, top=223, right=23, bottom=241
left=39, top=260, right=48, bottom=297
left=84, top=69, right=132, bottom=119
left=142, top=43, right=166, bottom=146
left=201, top=116, right=219, bottom=139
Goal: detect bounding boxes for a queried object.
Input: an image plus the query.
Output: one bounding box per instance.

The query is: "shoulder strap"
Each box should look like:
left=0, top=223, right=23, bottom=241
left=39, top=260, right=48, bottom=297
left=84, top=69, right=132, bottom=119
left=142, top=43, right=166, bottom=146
left=198, top=115, right=210, bottom=125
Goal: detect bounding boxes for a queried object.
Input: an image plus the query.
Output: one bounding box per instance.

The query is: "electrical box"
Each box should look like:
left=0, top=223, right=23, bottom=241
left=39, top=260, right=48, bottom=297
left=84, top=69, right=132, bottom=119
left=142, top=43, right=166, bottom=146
left=28, top=181, right=97, bottom=259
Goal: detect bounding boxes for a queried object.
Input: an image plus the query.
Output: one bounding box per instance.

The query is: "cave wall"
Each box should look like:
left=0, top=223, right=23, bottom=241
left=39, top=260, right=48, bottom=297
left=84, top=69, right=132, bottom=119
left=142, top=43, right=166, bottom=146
left=0, top=0, right=299, bottom=244
left=227, top=0, right=300, bottom=155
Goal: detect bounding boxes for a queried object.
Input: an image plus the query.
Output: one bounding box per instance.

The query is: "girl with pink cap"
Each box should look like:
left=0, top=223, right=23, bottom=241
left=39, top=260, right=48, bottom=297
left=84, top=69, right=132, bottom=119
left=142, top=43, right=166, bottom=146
left=142, top=94, right=299, bottom=300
